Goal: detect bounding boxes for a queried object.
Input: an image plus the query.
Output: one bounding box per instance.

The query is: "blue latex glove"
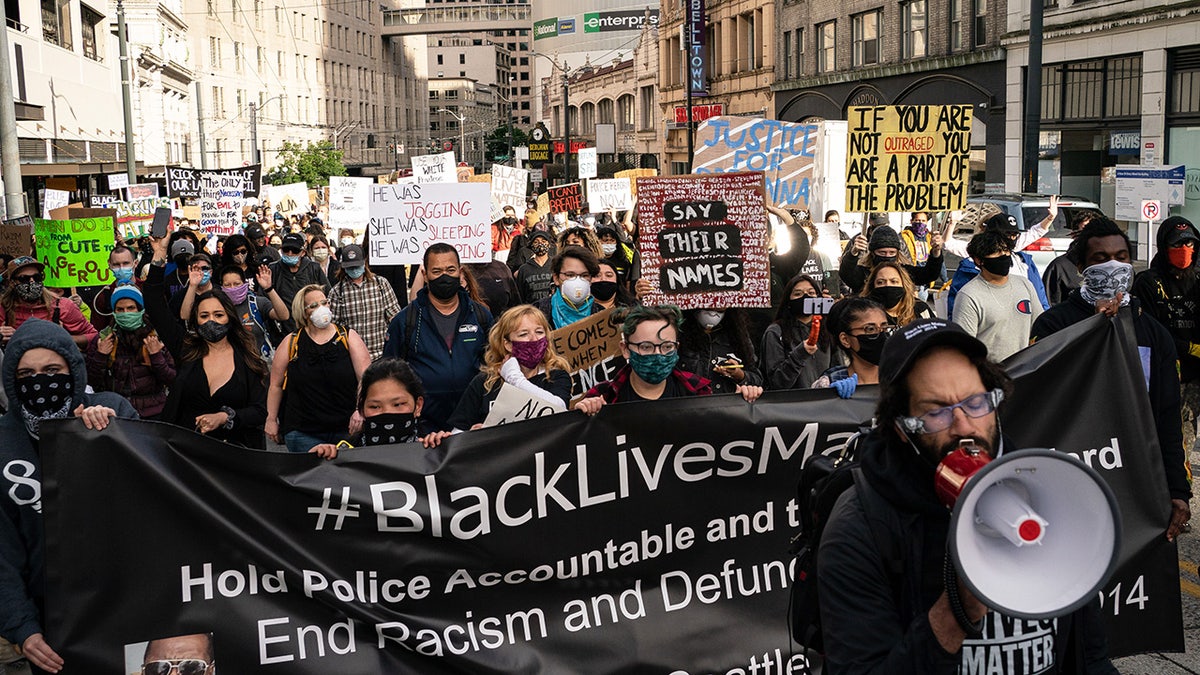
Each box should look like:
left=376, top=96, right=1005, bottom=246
left=832, top=373, right=858, bottom=399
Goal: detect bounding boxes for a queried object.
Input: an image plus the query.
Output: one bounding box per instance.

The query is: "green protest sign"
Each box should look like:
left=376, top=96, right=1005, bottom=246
left=34, top=217, right=115, bottom=287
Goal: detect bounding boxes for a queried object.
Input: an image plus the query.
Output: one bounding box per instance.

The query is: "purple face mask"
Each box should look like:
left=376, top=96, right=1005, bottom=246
left=510, top=337, right=549, bottom=369
left=223, top=282, right=250, bottom=305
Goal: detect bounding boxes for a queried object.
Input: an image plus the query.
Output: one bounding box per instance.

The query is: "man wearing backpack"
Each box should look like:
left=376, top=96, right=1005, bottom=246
left=816, top=318, right=1115, bottom=674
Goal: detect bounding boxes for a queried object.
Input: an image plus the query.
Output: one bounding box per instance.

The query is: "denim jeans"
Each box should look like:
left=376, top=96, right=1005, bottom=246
left=284, top=429, right=344, bottom=454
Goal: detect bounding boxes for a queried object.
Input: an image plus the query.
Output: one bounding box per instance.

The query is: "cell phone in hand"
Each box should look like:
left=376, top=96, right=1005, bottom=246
left=151, top=207, right=172, bottom=238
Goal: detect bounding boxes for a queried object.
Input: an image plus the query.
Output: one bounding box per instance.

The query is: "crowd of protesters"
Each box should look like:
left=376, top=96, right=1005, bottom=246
left=0, top=188, right=1196, bottom=673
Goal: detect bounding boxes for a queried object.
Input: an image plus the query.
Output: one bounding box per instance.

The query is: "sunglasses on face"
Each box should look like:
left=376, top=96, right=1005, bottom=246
left=141, top=659, right=213, bottom=675
left=13, top=273, right=43, bottom=283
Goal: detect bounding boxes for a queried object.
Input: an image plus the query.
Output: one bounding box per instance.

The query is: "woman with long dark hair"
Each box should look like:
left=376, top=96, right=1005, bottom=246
left=84, top=285, right=176, bottom=418
left=146, top=235, right=269, bottom=447
left=219, top=233, right=257, bottom=274
left=676, top=306, right=763, bottom=395
left=760, top=274, right=836, bottom=390
left=811, top=297, right=890, bottom=399
left=862, top=261, right=935, bottom=327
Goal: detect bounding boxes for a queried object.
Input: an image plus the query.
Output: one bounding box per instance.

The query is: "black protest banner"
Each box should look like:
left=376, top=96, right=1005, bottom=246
left=41, top=313, right=1177, bottom=671
left=166, top=165, right=262, bottom=204
left=1002, top=312, right=1184, bottom=656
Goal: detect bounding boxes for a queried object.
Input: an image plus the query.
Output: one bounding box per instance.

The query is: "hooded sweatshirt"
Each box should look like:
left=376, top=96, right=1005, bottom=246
left=1132, top=217, right=1200, bottom=382
left=0, top=319, right=138, bottom=644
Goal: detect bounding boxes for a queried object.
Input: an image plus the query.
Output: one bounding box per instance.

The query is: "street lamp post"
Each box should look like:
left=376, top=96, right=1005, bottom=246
left=531, top=51, right=580, bottom=184
left=436, top=108, right=466, bottom=164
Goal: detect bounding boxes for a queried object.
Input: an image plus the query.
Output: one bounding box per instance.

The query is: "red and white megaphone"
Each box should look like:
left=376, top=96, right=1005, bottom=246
left=936, top=441, right=1122, bottom=619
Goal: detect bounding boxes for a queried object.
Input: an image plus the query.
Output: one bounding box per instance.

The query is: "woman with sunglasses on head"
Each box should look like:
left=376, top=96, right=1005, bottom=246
left=265, top=284, right=371, bottom=453
left=145, top=235, right=270, bottom=448
left=811, top=297, right=891, bottom=399
left=574, top=305, right=762, bottom=416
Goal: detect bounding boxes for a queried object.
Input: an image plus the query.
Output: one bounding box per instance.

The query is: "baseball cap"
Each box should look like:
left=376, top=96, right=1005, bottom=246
left=879, top=318, right=989, bottom=385
left=530, top=230, right=551, bottom=243
left=1162, top=216, right=1198, bottom=247
left=244, top=222, right=266, bottom=240
left=280, top=233, right=306, bottom=252
left=340, top=244, right=365, bottom=267
left=5, top=256, right=44, bottom=280
left=169, top=239, right=195, bottom=259
left=983, top=212, right=1020, bottom=233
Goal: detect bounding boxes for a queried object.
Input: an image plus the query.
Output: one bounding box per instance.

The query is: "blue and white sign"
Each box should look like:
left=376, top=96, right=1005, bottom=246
left=1109, top=131, right=1141, bottom=156
left=1114, top=165, right=1185, bottom=221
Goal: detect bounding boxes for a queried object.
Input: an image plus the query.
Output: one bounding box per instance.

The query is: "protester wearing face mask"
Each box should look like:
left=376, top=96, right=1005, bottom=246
left=952, top=231, right=1042, bottom=361
left=219, top=233, right=257, bottom=276
left=1032, top=217, right=1192, bottom=541
left=89, top=244, right=140, bottom=332
left=338, top=230, right=358, bottom=251
left=266, top=285, right=371, bottom=453
left=1134, top=216, right=1200, bottom=454
left=556, top=226, right=605, bottom=261
left=146, top=234, right=269, bottom=448
left=534, top=246, right=605, bottom=330
left=219, top=265, right=289, bottom=360
left=864, top=261, right=935, bottom=327
left=328, top=245, right=401, bottom=361
left=268, top=232, right=331, bottom=343
left=0, top=319, right=135, bottom=674
left=812, top=297, right=890, bottom=399
left=244, top=222, right=280, bottom=264
left=310, top=358, right=447, bottom=459
left=382, top=243, right=495, bottom=432
left=515, top=231, right=556, bottom=304
left=946, top=202, right=1056, bottom=316
left=596, top=226, right=638, bottom=287
left=493, top=206, right=519, bottom=260
left=173, top=253, right=217, bottom=322
left=677, top=307, right=764, bottom=395
left=506, top=209, right=547, bottom=273
left=839, top=223, right=943, bottom=295
left=591, top=259, right=635, bottom=310
left=575, top=305, right=762, bottom=415
left=436, top=305, right=572, bottom=437
left=307, top=235, right=340, bottom=281
left=85, top=285, right=176, bottom=419
left=0, top=257, right=97, bottom=349
left=760, top=274, right=836, bottom=390
left=899, top=211, right=939, bottom=266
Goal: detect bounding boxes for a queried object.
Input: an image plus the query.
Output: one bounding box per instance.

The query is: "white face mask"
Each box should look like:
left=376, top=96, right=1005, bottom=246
left=601, top=243, right=617, bottom=256
left=697, top=309, right=725, bottom=330
left=553, top=213, right=568, bottom=225
left=341, top=236, right=354, bottom=246
left=560, top=276, right=591, bottom=304
left=310, top=306, right=334, bottom=329
left=583, top=216, right=596, bottom=228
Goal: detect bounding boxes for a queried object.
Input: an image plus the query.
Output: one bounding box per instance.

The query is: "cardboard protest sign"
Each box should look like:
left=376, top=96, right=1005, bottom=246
left=114, top=197, right=174, bottom=239
left=481, top=382, right=566, bottom=428
left=636, top=172, right=770, bottom=309
left=547, top=183, right=583, bottom=213
left=34, top=216, right=116, bottom=287
left=41, top=189, right=70, bottom=218
left=329, top=176, right=373, bottom=230
left=587, top=178, right=633, bottom=213
left=127, top=183, right=160, bottom=200
left=615, top=168, right=657, bottom=197
left=199, top=173, right=243, bottom=236
left=578, top=147, right=598, bottom=179
left=550, top=307, right=626, bottom=402
left=367, top=181, right=491, bottom=265
left=412, top=152, right=457, bottom=184
left=0, top=215, right=33, bottom=258
left=267, top=182, right=310, bottom=216
left=491, top=165, right=529, bottom=213
left=693, top=116, right=818, bottom=208
left=165, top=165, right=261, bottom=205
left=456, top=166, right=476, bottom=182
left=535, top=192, right=550, bottom=224
left=845, top=105, right=973, bottom=212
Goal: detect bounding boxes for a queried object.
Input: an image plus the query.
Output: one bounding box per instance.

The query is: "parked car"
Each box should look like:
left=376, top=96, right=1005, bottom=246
left=938, top=194, right=1104, bottom=273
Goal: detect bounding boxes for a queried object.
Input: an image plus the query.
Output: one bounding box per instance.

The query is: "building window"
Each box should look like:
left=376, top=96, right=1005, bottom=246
left=817, top=21, right=836, bottom=73
left=974, top=0, right=987, bottom=47
left=437, top=54, right=443, bottom=65
left=640, top=85, right=654, bottom=130
left=41, top=0, right=72, bottom=49
left=1170, top=47, right=1200, bottom=116
left=852, top=12, right=880, bottom=67
left=783, top=30, right=793, bottom=79
left=209, top=37, right=220, bottom=67
left=903, top=2, right=926, bottom=59
left=80, top=5, right=103, bottom=61
left=618, top=94, right=634, bottom=131
left=1041, top=55, right=1142, bottom=122
left=234, top=42, right=243, bottom=73
left=949, top=0, right=963, bottom=51
left=598, top=99, right=614, bottom=125
left=796, top=29, right=805, bottom=76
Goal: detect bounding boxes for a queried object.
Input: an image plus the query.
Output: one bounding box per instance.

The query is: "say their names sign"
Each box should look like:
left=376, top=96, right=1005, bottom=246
left=367, top=181, right=491, bottom=265
left=693, top=117, right=818, bottom=208
left=845, top=104, right=973, bottom=212
left=547, top=183, right=583, bottom=214
left=636, top=172, right=770, bottom=309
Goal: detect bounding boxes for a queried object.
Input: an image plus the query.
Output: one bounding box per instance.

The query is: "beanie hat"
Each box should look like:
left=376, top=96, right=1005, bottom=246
left=110, top=284, right=145, bottom=309
left=869, top=226, right=903, bottom=252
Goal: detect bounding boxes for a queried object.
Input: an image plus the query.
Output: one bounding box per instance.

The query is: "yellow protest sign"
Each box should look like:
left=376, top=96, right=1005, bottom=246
left=845, top=105, right=972, bottom=213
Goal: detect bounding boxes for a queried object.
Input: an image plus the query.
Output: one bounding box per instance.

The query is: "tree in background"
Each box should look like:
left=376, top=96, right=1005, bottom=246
left=486, top=125, right=529, bottom=164
left=263, top=141, right=347, bottom=186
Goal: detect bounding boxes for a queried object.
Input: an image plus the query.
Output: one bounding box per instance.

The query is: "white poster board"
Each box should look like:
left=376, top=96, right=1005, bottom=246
left=367, top=181, right=492, bottom=265
left=266, top=182, right=310, bottom=215
left=482, top=382, right=566, bottom=428
left=42, top=189, right=70, bottom=218
left=107, top=173, right=130, bottom=191
left=199, top=173, right=243, bottom=236
left=412, top=152, right=457, bottom=184
left=328, top=176, right=373, bottom=230
left=586, top=178, right=633, bottom=213
left=578, top=147, right=598, bottom=180
left=1114, top=165, right=1185, bottom=221
left=490, top=164, right=529, bottom=212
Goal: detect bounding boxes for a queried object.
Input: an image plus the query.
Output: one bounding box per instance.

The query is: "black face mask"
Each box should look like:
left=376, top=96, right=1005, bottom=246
left=787, top=298, right=811, bottom=316
left=428, top=274, right=461, bottom=301
left=503, top=217, right=516, bottom=225
left=362, top=412, right=416, bottom=445
left=853, top=332, right=889, bottom=366
left=197, top=320, right=229, bottom=343
left=870, top=286, right=907, bottom=309
left=16, top=372, right=75, bottom=417
left=590, top=280, right=618, bottom=301
left=872, top=253, right=897, bottom=266
left=980, top=255, right=1013, bottom=277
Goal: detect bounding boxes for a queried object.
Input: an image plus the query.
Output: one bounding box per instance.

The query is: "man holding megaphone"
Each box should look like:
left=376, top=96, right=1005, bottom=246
left=817, top=319, right=1119, bottom=674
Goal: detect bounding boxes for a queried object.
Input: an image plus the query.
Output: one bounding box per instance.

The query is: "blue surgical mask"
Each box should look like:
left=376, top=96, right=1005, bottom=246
left=627, top=352, right=678, bottom=385
left=281, top=254, right=300, bottom=266
left=346, top=266, right=366, bottom=279
left=111, top=267, right=134, bottom=283
left=200, top=270, right=212, bottom=286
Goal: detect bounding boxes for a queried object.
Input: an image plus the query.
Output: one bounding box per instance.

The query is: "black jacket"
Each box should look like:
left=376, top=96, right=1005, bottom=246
left=838, top=246, right=943, bottom=295
left=1132, top=218, right=1200, bottom=382
left=1032, top=294, right=1191, bottom=501
left=818, top=429, right=1116, bottom=674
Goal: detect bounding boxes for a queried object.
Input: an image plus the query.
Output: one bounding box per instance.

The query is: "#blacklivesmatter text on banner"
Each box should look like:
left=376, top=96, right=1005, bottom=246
left=199, top=173, right=243, bottom=237
left=845, top=105, right=973, bottom=213
left=367, top=181, right=491, bottom=265
left=693, top=116, right=818, bottom=208
left=34, top=217, right=115, bottom=287
left=636, top=172, right=770, bottom=309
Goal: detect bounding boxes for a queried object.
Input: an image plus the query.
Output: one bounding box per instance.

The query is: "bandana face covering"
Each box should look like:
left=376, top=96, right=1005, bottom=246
left=1079, top=260, right=1133, bottom=307
left=16, top=372, right=75, bottom=439
left=362, top=412, right=416, bottom=445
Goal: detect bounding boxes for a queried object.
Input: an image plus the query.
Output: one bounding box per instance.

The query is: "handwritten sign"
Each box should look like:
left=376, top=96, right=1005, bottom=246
left=586, top=178, right=633, bottom=213
left=636, top=172, right=770, bottom=309
left=42, top=189, right=70, bottom=218
left=107, top=173, right=130, bottom=191
left=367, top=181, right=491, bottom=265
left=693, top=117, right=817, bottom=208
left=548, top=183, right=583, bottom=214
left=0, top=215, right=33, bottom=258
left=165, top=165, right=261, bottom=205
left=615, top=168, right=657, bottom=198
left=845, top=104, right=973, bottom=212
left=481, top=382, right=566, bottom=428
left=34, top=217, right=116, bottom=287
left=550, top=308, right=626, bottom=404
left=266, top=182, right=310, bottom=216
left=199, top=173, right=243, bottom=236
left=578, top=148, right=598, bottom=179
left=328, top=176, right=372, bottom=230
left=127, top=183, right=160, bottom=200
left=491, top=164, right=529, bottom=213
left=412, top=152, right=457, bottom=184
left=114, top=197, right=175, bottom=239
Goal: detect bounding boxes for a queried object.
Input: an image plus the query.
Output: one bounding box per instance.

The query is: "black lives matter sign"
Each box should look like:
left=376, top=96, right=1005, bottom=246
left=636, top=172, right=769, bottom=309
